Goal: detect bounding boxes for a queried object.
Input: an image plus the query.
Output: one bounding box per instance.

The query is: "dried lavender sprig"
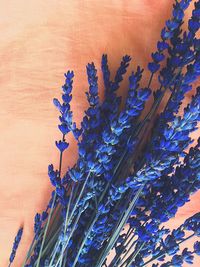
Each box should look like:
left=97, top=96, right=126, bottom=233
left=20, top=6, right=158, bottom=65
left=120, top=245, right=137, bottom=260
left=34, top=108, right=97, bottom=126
left=101, top=54, right=131, bottom=120
left=8, top=227, right=23, bottom=267
left=36, top=70, right=76, bottom=266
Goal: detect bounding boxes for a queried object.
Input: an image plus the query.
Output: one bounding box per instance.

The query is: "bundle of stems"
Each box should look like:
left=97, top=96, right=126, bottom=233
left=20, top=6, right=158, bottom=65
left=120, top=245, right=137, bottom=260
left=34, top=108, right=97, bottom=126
left=9, top=0, right=200, bottom=266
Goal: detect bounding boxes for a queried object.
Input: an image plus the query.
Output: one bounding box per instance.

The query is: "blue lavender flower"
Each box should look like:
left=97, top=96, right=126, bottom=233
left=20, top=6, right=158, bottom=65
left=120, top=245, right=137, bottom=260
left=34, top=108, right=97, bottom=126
left=53, top=70, right=82, bottom=141
left=102, top=55, right=131, bottom=96
left=86, top=62, right=99, bottom=107
left=188, top=1, right=200, bottom=33
left=48, top=164, right=59, bottom=186
left=55, top=140, right=69, bottom=152
left=101, top=54, right=131, bottom=124
left=34, top=213, right=42, bottom=240
left=148, top=0, right=192, bottom=74
left=171, top=254, right=184, bottom=266
left=194, top=241, right=200, bottom=256
left=125, top=67, right=150, bottom=119
left=9, top=227, right=23, bottom=266
left=183, top=212, right=200, bottom=236
left=182, top=248, right=194, bottom=264
left=101, top=54, right=110, bottom=92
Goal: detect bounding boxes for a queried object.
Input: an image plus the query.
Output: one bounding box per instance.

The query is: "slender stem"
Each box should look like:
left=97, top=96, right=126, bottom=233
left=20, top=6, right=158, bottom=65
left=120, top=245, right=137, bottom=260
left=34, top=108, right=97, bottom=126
left=68, top=172, right=91, bottom=225
left=95, top=185, right=145, bottom=267
left=59, top=183, right=75, bottom=267
left=49, top=238, right=61, bottom=266
left=63, top=257, right=67, bottom=267
left=71, top=213, right=99, bottom=267
left=45, top=206, right=61, bottom=246
left=122, top=242, right=145, bottom=267
left=41, top=183, right=72, bottom=260
left=114, top=236, right=137, bottom=267
left=70, top=180, right=81, bottom=206
left=43, top=227, right=61, bottom=265
left=147, top=73, right=154, bottom=89
left=22, top=196, right=60, bottom=267
left=21, top=237, right=37, bottom=267
left=112, top=232, right=136, bottom=267
left=113, top=219, right=147, bottom=267
left=54, top=210, right=83, bottom=267
left=52, top=172, right=91, bottom=265
left=35, top=134, right=65, bottom=267
left=35, top=192, right=57, bottom=267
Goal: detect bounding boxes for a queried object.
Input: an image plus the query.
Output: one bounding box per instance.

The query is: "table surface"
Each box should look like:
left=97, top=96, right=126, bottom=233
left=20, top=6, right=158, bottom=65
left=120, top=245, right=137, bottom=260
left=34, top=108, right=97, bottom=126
left=0, top=1, right=199, bottom=266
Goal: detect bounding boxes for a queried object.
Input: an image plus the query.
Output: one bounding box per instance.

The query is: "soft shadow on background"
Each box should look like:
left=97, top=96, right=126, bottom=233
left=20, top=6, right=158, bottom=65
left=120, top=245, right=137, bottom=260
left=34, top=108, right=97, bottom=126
left=0, top=0, right=199, bottom=266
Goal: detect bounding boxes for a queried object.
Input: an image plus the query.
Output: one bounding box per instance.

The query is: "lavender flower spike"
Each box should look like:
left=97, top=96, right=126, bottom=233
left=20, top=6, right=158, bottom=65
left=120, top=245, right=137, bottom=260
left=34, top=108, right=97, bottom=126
left=8, top=227, right=23, bottom=267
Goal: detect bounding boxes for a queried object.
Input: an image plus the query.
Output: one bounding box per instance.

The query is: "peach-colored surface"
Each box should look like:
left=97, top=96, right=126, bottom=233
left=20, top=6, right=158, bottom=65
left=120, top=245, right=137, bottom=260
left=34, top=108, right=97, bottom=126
left=0, top=0, right=199, bottom=266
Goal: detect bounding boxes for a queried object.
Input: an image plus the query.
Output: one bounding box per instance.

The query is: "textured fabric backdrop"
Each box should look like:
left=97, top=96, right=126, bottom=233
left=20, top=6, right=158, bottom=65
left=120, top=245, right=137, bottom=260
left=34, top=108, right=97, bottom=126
left=0, top=1, right=199, bottom=266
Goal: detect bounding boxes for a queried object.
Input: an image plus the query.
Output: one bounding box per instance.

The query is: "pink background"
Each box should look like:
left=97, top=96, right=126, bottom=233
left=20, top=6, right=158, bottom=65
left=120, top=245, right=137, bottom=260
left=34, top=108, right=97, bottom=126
left=0, top=0, right=199, bottom=266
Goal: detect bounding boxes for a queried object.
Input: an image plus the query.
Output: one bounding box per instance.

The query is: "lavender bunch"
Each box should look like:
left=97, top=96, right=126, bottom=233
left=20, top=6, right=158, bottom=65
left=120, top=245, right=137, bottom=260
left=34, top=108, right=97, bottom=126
left=8, top=0, right=200, bottom=266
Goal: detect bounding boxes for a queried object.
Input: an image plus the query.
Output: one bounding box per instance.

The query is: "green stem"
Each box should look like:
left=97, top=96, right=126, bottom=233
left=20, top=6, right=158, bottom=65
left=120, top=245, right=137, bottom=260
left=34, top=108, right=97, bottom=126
left=35, top=134, right=65, bottom=267
left=45, top=205, right=61, bottom=246
left=59, top=183, right=75, bottom=267
left=53, top=172, right=91, bottom=266
left=147, top=73, right=154, bottom=89
left=35, top=191, right=57, bottom=267
left=22, top=197, right=60, bottom=267
left=45, top=227, right=60, bottom=261
left=68, top=172, right=91, bottom=225
left=95, top=184, right=145, bottom=267
left=22, top=237, right=37, bottom=267
left=49, top=238, right=61, bottom=266
left=71, top=213, right=99, bottom=267
left=41, top=182, right=73, bottom=260
left=122, top=242, right=145, bottom=267
left=54, top=208, right=83, bottom=267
